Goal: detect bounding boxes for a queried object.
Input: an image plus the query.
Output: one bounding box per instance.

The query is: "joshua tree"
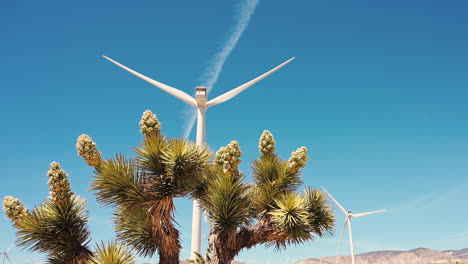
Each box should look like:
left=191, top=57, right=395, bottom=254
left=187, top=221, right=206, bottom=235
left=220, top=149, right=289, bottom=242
left=2, top=162, right=136, bottom=264
left=198, top=130, right=336, bottom=264
left=76, top=110, right=212, bottom=264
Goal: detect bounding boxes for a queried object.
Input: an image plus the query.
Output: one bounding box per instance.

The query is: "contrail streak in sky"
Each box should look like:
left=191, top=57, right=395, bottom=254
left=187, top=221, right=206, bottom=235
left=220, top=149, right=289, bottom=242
left=183, top=0, right=260, bottom=139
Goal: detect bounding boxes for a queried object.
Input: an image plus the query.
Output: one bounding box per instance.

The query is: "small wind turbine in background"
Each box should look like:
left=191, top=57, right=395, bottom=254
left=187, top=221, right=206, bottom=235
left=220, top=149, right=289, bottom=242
left=322, top=187, right=386, bottom=264
left=0, top=244, right=13, bottom=264
left=103, top=55, right=294, bottom=258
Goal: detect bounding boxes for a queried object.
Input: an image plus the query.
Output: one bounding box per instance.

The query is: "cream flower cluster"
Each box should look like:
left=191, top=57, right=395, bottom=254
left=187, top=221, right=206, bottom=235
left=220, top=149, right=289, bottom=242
left=47, top=162, right=73, bottom=202
left=215, top=141, right=242, bottom=174
left=3, top=196, right=27, bottom=223
left=287, top=147, right=308, bottom=173
left=76, top=134, right=102, bottom=167
left=139, top=110, right=161, bottom=137
left=259, top=130, right=276, bottom=155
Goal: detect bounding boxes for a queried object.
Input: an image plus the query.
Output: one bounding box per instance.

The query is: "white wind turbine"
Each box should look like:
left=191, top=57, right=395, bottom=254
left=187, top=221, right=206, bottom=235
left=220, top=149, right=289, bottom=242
left=0, top=244, right=13, bottom=264
left=103, top=55, right=294, bottom=258
left=321, top=187, right=386, bottom=264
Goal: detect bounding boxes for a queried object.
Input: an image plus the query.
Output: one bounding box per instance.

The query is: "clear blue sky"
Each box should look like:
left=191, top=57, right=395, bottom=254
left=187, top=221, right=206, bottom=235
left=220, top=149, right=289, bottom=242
left=1, top=0, right=467, bottom=263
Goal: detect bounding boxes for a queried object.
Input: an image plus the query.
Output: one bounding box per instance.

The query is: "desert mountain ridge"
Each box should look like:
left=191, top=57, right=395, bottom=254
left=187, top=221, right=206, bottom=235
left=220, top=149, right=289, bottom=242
left=141, top=248, right=468, bottom=264
left=295, top=247, right=468, bottom=264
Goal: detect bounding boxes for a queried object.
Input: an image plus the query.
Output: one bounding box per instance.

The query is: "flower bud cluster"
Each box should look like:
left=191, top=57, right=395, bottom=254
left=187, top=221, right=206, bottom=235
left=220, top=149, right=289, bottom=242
left=259, top=130, right=276, bottom=155
left=287, top=147, right=308, bottom=173
left=139, top=110, right=161, bottom=137
left=47, top=162, right=73, bottom=202
left=76, top=134, right=102, bottom=167
left=3, top=196, right=27, bottom=223
left=215, top=141, right=242, bottom=174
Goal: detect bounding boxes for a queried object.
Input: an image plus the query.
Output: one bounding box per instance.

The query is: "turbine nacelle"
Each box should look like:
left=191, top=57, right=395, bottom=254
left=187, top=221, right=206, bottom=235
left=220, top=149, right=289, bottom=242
left=195, top=87, right=207, bottom=107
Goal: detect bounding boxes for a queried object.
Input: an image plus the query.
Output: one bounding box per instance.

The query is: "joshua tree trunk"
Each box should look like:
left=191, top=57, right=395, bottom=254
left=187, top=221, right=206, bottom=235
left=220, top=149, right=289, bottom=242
left=148, top=198, right=181, bottom=264
left=207, top=220, right=275, bottom=264
left=207, top=230, right=238, bottom=264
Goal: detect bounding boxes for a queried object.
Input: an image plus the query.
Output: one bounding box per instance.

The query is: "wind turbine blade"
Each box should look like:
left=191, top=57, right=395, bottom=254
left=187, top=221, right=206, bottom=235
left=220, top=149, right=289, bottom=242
left=103, top=56, right=198, bottom=107
left=206, top=57, right=295, bottom=107
left=336, top=218, right=348, bottom=264
left=353, top=209, right=386, bottom=218
left=5, top=244, right=12, bottom=253
left=5, top=254, right=10, bottom=264
left=321, top=186, right=348, bottom=215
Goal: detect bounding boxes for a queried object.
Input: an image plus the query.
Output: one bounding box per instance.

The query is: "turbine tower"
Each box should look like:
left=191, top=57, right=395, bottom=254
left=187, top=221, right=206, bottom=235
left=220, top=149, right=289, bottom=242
left=103, top=55, right=294, bottom=258
left=321, top=187, right=386, bottom=264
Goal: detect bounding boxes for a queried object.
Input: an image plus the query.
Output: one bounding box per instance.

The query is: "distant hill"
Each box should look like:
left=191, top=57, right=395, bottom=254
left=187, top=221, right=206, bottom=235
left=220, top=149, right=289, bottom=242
left=142, top=261, right=245, bottom=264
left=178, top=261, right=245, bottom=264
left=295, top=248, right=468, bottom=264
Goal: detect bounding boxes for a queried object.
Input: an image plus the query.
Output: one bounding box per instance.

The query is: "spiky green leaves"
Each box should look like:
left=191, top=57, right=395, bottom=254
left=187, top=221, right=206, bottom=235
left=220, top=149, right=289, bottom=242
left=303, top=188, right=335, bottom=237
left=47, top=162, right=73, bottom=203
left=251, top=154, right=303, bottom=213
left=3, top=196, right=27, bottom=223
left=161, top=138, right=212, bottom=194
left=187, top=248, right=211, bottom=264
left=91, top=155, right=146, bottom=209
left=15, top=196, right=93, bottom=260
left=134, top=135, right=166, bottom=177
left=204, top=169, right=252, bottom=232
left=139, top=110, right=161, bottom=137
left=269, top=192, right=311, bottom=248
left=90, top=241, right=136, bottom=264
left=114, top=206, right=158, bottom=258
left=76, top=134, right=102, bottom=167
left=267, top=190, right=335, bottom=249
left=215, top=141, right=242, bottom=175
left=287, top=147, right=308, bottom=174
left=89, top=113, right=212, bottom=262
left=259, top=130, right=276, bottom=155
left=134, top=137, right=212, bottom=198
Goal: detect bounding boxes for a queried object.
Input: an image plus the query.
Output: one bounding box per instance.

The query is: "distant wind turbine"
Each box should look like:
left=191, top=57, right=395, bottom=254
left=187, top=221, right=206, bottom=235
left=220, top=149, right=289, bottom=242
left=322, top=187, right=386, bottom=264
left=0, top=244, right=13, bottom=264
left=103, top=55, right=294, bottom=258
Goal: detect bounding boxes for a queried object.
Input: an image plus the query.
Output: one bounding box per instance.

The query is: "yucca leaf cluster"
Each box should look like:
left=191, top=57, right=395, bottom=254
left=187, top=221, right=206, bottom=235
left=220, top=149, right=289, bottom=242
left=199, top=130, right=335, bottom=263
left=77, top=110, right=212, bottom=264
left=3, top=162, right=136, bottom=264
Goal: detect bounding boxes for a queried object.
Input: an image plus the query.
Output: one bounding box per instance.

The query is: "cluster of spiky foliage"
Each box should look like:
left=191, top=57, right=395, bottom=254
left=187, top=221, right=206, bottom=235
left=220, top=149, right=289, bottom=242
left=77, top=110, right=213, bottom=264
left=3, top=196, right=27, bottom=223
left=259, top=130, right=276, bottom=155
left=187, top=248, right=212, bottom=264
left=47, top=162, right=73, bottom=202
left=3, top=163, right=94, bottom=263
left=4, top=161, right=138, bottom=264
left=203, top=168, right=252, bottom=233
left=139, top=110, right=161, bottom=137
left=77, top=134, right=102, bottom=167
left=199, top=131, right=335, bottom=264
left=214, top=141, right=242, bottom=175
left=16, top=197, right=94, bottom=263
left=90, top=241, right=136, bottom=264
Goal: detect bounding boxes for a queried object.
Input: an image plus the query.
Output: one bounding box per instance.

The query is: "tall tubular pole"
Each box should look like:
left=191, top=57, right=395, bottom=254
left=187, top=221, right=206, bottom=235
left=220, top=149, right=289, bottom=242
left=191, top=93, right=207, bottom=258
left=348, top=218, right=355, bottom=264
